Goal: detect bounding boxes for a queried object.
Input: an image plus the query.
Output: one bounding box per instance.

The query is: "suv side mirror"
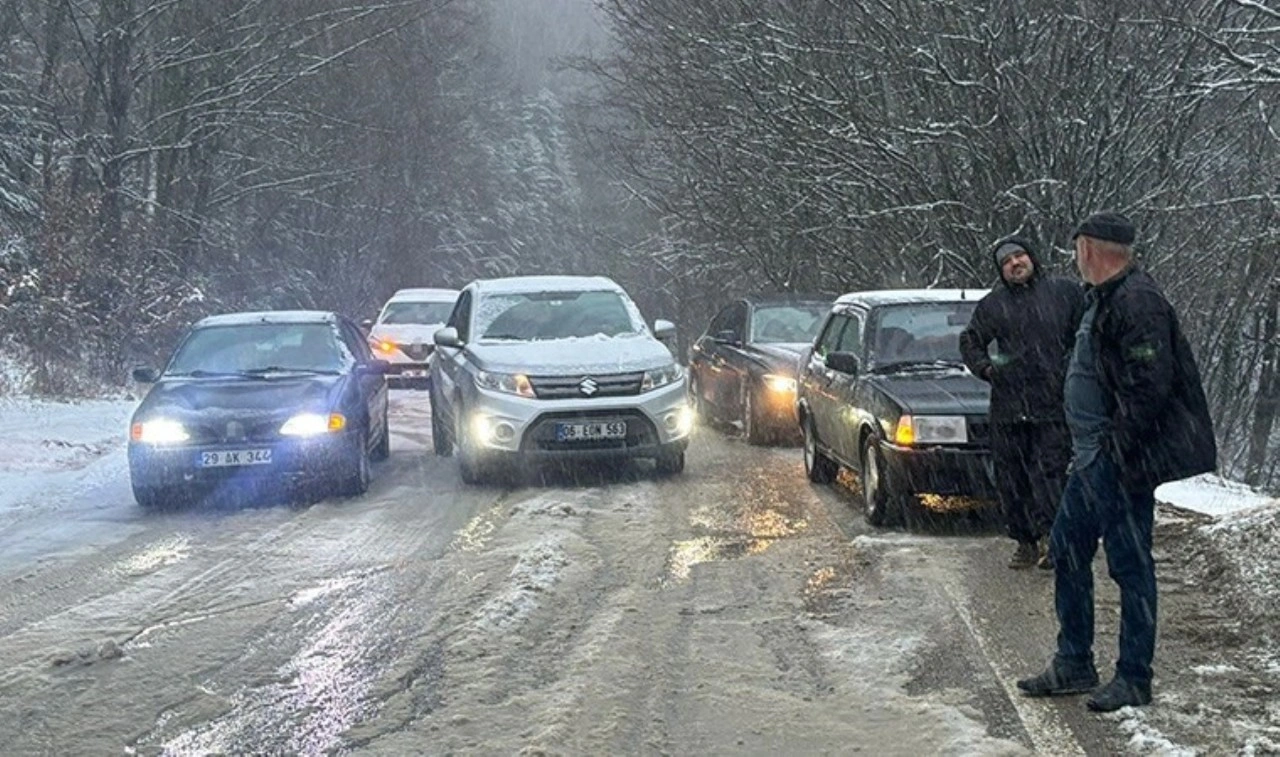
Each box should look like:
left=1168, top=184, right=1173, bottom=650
left=713, top=329, right=739, bottom=345
left=434, top=327, right=463, bottom=348
left=825, top=351, right=860, bottom=375
left=132, top=367, right=160, bottom=383
left=654, top=319, right=677, bottom=341
left=360, top=318, right=374, bottom=332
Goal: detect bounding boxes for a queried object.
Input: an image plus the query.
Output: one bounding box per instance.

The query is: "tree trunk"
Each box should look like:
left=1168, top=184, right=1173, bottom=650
left=1246, top=279, right=1280, bottom=486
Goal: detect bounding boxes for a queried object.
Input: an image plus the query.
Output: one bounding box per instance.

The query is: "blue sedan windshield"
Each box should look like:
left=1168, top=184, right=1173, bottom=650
left=167, top=323, right=349, bottom=375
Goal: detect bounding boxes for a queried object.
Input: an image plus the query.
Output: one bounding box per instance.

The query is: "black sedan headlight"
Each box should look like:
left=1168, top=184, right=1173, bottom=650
left=894, top=414, right=968, bottom=445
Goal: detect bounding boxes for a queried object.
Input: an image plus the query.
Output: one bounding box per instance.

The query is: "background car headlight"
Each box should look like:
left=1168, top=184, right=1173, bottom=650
left=280, top=412, right=346, bottom=437
left=895, top=414, right=967, bottom=445
left=762, top=373, right=797, bottom=393
left=641, top=363, right=684, bottom=392
left=476, top=370, right=535, bottom=398
left=130, top=418, right=190, bottom=444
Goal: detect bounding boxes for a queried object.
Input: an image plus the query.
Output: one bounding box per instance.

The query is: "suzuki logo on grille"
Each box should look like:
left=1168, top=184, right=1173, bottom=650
left=578, top=378, right=599, bottom=396
left=226, top=421, right=245, bottom=440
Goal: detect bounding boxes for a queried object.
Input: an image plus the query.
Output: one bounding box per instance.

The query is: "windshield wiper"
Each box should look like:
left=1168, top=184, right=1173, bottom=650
left=240, top=366, right=342, bottom=376
left=872, top=359, right=967, bottom=374
left=167, top=369, right=243, bottom=378
left=480, top=334, right=528, bottom=341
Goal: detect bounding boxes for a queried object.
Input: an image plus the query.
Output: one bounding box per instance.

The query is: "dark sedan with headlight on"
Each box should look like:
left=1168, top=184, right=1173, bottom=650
left=797, top=289, right=997, bottom=526
left=127, top=311, right=390, bottom=508
left=688, top=295, right=831, bottom=444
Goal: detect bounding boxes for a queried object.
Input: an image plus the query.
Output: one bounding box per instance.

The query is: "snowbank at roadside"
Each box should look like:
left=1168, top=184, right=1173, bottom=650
left=1156, top=474, right=1274, bottom=518
left=0, top=397, right=136, bottom=514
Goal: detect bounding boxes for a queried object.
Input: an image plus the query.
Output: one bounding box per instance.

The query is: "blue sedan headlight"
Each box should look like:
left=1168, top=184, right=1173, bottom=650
left=280, top=413, right=347, bottom=437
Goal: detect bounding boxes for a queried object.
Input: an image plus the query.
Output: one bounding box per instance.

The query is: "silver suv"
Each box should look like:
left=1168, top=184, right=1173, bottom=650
left=429, top=276, right=692, bottom=483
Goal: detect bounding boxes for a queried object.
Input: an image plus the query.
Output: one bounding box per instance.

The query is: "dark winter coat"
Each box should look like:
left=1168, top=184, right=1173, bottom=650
left=960, top=236, right=1086, bottom=424
left=1091, top=266, right=1217, bottom=492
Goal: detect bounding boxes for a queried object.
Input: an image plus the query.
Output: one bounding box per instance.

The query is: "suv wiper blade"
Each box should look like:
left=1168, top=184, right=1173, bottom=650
left=872, top=359, right=967, bottom=374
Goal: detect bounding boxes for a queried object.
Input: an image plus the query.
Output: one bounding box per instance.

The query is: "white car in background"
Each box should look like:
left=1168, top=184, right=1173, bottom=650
left=366, top=287, right=460, bottom=388
left=429, top=275, right=691, bottom=483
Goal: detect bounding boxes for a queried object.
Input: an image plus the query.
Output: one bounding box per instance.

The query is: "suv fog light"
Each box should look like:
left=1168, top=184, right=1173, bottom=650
left=493, top=422, right=516, bottom=443
left=471, top=414, right=495, bottom=444
left=665, top=406, right=694, bottom=436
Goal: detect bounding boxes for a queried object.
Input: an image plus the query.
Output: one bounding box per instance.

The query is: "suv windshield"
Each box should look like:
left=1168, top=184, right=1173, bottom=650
left=869, top=302, right=977, bottom=369
left=749, top=304, right=829, bottom=344
left=379, top=301, right=454, bottom=325
left=475, top=290, right=641, bottom=341
left=167, top=323, right=349, bottom=376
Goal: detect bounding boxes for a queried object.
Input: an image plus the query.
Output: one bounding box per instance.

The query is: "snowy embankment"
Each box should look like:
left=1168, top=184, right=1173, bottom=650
left=0, top=398, right=137, bottom=516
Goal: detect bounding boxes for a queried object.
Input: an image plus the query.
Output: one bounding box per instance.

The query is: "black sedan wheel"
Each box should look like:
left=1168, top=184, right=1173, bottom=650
left=742, top=384, right=769, bottom=445
left=860, top=436, right=899, bottom=527
left=803, top=418, right=837, bottom=484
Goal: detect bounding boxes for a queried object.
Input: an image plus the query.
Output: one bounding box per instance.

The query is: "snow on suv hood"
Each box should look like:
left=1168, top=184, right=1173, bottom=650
left=468, top=334, right=675, bottom=376
left=370, top=323, right=444, bottom=345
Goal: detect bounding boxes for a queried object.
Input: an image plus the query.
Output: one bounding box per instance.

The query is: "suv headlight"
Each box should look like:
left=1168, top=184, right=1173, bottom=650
left=642, top=363, right=685, bottom=392
left=476, top=370, right=535, bottom=398
left=894, top=414, right=968, bottom=446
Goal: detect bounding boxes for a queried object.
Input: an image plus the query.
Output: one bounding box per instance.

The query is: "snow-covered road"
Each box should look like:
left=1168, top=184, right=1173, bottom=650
left=0, top=394, right=1275, bottom=755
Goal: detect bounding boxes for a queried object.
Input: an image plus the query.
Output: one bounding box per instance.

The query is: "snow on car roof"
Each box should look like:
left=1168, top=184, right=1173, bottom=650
left=834, top=289, right=980, bottom=307
left=196, top=310, right=337, bottom=327
left=470, top=275, right=622, bottom=295
left=387, top=287, right=460, bottom=302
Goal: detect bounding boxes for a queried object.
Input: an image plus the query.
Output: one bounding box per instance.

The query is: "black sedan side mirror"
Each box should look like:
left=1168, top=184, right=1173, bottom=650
left=825, top=351, right=860, bottom=375
left=361, top=359, right=392, bottom=375
left=132, top=367, right=160, bottom=383
left=713, top=329, right=739, bottom=345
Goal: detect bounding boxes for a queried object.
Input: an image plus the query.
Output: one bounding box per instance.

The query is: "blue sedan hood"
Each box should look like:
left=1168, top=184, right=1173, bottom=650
left=866, top=371, right=990, bottom=415
left=135, top=374, right=346, bottom=422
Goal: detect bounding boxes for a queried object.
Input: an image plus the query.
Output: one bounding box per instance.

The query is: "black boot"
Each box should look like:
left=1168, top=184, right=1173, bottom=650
left=1086, top=677, right=1152, bottom=712
left=1036, top=539, right=1053, bottom=570
left=1017, top=658, right=1099, bottom=697
left=1008, top=541, right=1037, bottom=569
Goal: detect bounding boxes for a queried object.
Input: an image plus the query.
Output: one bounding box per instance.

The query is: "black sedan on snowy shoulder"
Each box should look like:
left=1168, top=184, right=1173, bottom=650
left=797, top=290, right=996, bottom=526
left=688, top=295, right=831, bottom=444
left=127, top=311, right=391, bottom=508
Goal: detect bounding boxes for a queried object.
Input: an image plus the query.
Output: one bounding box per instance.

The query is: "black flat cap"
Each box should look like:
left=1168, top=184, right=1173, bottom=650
left=1071, top=211, right=1136, bottom=245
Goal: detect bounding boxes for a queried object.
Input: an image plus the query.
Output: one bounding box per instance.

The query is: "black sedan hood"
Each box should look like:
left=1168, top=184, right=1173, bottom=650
left=866, top=371, right=990, bottom=415
left=748, top=343, right=809, bottom=376
left=135, top=374, right=346, bottom=424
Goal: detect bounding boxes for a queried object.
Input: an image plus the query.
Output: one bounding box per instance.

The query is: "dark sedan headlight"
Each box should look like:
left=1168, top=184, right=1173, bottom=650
left=642, top=363, right=684, bottom=392
left=894, top=414, right=968, bottom=445
left=762, top=373, right=797, bottom=393
left=280, top=412, right=347, bottom=437
left=130, top=418, right=190, bottom=444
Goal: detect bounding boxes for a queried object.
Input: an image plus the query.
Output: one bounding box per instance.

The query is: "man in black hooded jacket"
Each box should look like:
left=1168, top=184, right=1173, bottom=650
left=960, top=236, right=1085, bottom=569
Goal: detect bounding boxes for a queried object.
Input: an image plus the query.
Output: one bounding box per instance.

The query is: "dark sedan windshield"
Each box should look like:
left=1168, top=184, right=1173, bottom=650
left=379, top=301, right=454, bottom=325
left=167, top=323, right=349, bottom=376
left=749, top=304, right=829, bottom=344
left=870, top=302, right=977, bottom=368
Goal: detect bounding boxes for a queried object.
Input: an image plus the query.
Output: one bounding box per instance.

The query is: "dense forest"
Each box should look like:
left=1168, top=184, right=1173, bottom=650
left=1, top=0, right=1277, bottom=485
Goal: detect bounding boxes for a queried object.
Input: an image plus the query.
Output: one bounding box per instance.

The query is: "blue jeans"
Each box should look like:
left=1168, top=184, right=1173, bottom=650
left=1051, top=453, right=1157, bottom=684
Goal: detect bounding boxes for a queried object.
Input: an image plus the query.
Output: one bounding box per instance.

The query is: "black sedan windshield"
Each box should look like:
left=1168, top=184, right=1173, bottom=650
left=380, top=301, right=454, bottom=325
left=750, top=304, right=829, bottom=344
left=167, top=323, right=349, bottom=376
left=870, top=302, right=977, bottom=368
left=476, top=290, right=640, bottom=341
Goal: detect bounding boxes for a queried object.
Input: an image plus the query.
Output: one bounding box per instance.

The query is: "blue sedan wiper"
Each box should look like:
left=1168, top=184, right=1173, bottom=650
left=167, top=369, right=245, bottom=378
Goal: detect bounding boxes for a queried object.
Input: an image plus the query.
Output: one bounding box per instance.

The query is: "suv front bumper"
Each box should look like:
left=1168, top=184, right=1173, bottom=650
left=464, top=379, right=692, bottom=458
